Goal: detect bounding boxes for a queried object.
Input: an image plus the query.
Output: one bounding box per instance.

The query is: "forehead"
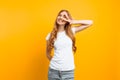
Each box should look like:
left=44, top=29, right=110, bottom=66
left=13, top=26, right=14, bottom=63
left=59, top=11, right=67, bottom=15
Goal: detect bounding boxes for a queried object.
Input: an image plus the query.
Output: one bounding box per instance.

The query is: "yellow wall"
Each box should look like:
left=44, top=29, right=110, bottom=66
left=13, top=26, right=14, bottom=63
left=0, top=0, right=119, bottom=80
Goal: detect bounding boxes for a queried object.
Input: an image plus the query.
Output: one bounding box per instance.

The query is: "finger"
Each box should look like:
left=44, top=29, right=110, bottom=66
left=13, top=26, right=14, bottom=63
left=65, top=14, right=71, bottom=20
left=60, top=17, right=68, bottom=21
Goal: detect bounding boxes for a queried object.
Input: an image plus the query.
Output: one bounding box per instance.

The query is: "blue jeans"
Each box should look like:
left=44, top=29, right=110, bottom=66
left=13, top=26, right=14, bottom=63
left=48, top=67, right=74, bottom=80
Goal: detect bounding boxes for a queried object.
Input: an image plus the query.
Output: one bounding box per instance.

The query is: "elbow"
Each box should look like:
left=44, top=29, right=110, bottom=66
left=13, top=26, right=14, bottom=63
left=87, top=20, right=93, bottom=27
left=46, top=51, right=50, bottom=57
left=89, top=20, right=93, bottom=25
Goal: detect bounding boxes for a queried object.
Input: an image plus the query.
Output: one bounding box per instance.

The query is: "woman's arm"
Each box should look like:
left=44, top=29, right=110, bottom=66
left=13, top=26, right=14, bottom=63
left=46, top=41, right=52, bottom=61
left=60, top=16, right=93, bottom=33
left=70, top=20, right=93, bottom=33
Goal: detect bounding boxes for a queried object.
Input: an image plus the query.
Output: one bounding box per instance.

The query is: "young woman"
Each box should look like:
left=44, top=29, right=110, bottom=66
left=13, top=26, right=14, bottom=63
left=45, top=9, right=93, bottom=80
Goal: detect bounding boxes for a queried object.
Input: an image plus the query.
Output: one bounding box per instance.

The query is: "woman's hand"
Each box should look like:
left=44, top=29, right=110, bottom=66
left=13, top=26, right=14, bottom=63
left=60, top=16, right=72, bottom=24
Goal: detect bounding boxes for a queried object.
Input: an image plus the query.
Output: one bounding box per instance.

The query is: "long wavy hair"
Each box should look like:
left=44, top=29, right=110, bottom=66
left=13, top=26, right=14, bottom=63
left=47, top=10, right=77, bottom=54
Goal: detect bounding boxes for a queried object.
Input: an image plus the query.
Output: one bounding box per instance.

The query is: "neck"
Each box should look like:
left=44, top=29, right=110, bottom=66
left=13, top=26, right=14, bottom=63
left=58, top=25, right=65, bottom=32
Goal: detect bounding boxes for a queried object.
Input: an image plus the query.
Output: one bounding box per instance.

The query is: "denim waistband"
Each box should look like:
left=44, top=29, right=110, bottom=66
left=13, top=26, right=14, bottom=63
left=49, top=67, right=74, bottom=72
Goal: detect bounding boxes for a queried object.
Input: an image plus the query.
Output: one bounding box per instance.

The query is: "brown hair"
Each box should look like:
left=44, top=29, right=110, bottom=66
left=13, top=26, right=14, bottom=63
left=47, top=9, right=77, bottom=54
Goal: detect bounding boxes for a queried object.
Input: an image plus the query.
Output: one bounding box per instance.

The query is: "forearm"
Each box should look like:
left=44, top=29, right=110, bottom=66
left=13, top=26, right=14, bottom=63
left=46, top=53, right=52, bottom=61
left=71, top=20, right=93, bottom=25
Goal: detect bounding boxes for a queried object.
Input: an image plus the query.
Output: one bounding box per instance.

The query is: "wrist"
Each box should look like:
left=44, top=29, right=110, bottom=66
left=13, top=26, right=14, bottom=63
left=69, top=20, right=73, bottom=24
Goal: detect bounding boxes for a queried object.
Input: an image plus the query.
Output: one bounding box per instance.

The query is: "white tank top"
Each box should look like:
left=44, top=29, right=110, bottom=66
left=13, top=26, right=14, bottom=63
left=46, top=27, right=76, bottom=71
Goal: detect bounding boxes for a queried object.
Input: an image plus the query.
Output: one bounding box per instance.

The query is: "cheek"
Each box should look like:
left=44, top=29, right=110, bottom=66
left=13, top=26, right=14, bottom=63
left=57, top=19, right=59, bottom=22
left=57, top=18, right=61, bottom=22
left=57, top=16, right=60, bottom=19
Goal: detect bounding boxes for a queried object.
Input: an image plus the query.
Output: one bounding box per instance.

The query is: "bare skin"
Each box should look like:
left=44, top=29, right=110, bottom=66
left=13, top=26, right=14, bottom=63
left=56, top=11, right=93, bottom=33
left=46, top=11, right=93, bottom=61
left=56, top=11, right=68, bottom=32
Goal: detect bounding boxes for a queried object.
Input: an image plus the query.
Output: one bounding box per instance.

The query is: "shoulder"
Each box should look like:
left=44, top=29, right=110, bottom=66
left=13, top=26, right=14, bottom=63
left=45, top=32, right=51, bottom=40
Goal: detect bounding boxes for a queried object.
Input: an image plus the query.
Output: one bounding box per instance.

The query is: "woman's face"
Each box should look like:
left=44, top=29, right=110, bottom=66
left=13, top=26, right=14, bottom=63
left=57, top=11, right=69, bottom=26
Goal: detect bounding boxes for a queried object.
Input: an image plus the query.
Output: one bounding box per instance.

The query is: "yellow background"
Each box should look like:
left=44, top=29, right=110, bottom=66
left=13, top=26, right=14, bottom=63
left=0, top=0, right=119, bottom=80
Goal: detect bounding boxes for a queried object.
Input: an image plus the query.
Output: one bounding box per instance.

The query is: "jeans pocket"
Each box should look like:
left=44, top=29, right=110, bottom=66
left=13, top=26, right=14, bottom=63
left=48, top=67, right=59, bottom=78
left=62, top=70, right=74, bottom=79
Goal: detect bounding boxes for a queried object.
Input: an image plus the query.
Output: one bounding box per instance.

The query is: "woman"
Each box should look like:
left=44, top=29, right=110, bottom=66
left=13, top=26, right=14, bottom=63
left=45, top=9, right=93, bottom=80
